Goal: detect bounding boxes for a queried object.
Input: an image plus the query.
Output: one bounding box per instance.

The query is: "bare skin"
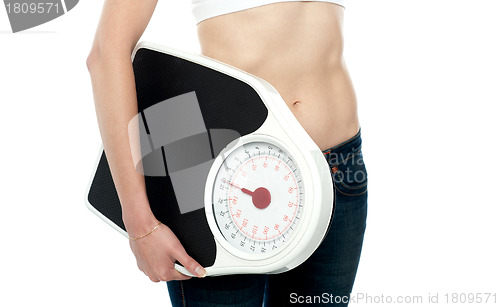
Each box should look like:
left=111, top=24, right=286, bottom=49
left=197, top=2, right=359, bottom=150
left=86, top=0, right=358, bottom=283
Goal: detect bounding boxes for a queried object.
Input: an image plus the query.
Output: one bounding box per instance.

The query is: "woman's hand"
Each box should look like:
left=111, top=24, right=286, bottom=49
left=129, top=221, right=207, bottom=282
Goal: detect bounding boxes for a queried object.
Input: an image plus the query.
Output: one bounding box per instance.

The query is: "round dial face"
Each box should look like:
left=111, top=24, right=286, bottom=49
left=212, top=141, right=304, bottom=255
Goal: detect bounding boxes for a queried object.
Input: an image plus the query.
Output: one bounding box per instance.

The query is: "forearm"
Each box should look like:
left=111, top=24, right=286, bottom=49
left=86, top=0, right=159, bottom=235
left=84, top=0, right=206, bottom=281
left=87, top=53, right=157, bottom=235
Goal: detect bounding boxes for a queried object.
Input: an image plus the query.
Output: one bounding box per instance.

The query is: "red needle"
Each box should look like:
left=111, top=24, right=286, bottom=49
left=224, top=179, right=242, bottom=190
left=224, top=179, right=271, bottom=209
left=241, top=188, right=253, bottom=196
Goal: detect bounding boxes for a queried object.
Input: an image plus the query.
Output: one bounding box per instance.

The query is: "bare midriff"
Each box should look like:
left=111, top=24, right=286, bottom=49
left=197, top=2, right=359, bottom=151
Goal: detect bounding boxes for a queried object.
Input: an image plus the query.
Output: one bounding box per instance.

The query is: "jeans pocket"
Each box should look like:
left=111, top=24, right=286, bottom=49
left=331, top=148, right=368, bottom=196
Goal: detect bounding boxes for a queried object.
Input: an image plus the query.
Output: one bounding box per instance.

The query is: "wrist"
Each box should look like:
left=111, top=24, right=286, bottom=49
left=121, top=204, right=159, bottom=238
left=128, top=221, right=162, bottom=241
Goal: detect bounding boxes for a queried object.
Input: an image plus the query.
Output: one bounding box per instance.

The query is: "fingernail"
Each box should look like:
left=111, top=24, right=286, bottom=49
left=195, top=266, right=206, bottom=278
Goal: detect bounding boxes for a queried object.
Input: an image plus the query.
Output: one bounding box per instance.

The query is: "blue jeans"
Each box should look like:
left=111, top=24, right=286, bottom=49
left=167, top=129, right=368, bottom=306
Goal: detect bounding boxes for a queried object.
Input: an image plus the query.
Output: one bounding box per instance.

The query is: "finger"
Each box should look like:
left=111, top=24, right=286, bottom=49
left=143, top=268, right=159, bottom=282
left=155, top=267, right=192, bottom=282
left=171, top=271, right=193, bottom=281
left=138, top=262, right=149, bottom=276
left=137, top=262, right=144, bottom=273
left=170, top=267, right=194, bottom=281
left=162, top=270, right=192, bottom=281
left=148, top=275, right=160, bottom=283
left=174, top=250, right=206, bottom=278
left=174, top=274, right=193, bottom=281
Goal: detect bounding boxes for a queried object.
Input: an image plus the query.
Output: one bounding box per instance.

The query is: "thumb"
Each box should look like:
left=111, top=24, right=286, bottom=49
left=175, top=249, right=206, bottom=278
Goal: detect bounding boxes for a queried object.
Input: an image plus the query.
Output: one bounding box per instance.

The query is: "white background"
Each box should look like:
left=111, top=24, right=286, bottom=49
left=1, top=1, right=499, bottom=306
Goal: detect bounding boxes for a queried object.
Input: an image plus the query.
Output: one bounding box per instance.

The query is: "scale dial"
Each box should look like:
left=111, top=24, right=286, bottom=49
left=212, top=141, right=304, bottom=255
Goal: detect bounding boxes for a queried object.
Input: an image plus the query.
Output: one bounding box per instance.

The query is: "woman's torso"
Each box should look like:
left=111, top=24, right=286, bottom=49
left=196, top=1, right=359, bottom=151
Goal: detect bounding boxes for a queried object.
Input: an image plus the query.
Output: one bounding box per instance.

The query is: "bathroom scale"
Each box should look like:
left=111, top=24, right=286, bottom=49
left=86, top=41, right=334, bottom=277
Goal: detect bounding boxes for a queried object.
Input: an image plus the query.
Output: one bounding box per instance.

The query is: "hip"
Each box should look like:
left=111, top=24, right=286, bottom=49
left=322, top=128, right=368, bottom=197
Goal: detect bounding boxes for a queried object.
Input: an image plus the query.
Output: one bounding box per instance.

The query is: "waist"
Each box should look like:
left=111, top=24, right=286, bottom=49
left=197, top=1, right=347, bottom=108
left=197, top=1, right=358, bottom=150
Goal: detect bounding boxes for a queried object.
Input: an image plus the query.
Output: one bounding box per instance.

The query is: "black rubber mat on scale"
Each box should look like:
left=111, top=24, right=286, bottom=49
left=88, top=47, right=268, bottom=267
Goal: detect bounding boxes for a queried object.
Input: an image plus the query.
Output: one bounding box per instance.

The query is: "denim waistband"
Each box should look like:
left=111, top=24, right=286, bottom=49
left=322, top=128, right=362, bottom=168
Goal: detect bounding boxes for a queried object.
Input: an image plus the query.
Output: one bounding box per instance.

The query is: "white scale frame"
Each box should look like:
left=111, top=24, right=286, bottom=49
left=85, top=41, right=334, bottom=277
